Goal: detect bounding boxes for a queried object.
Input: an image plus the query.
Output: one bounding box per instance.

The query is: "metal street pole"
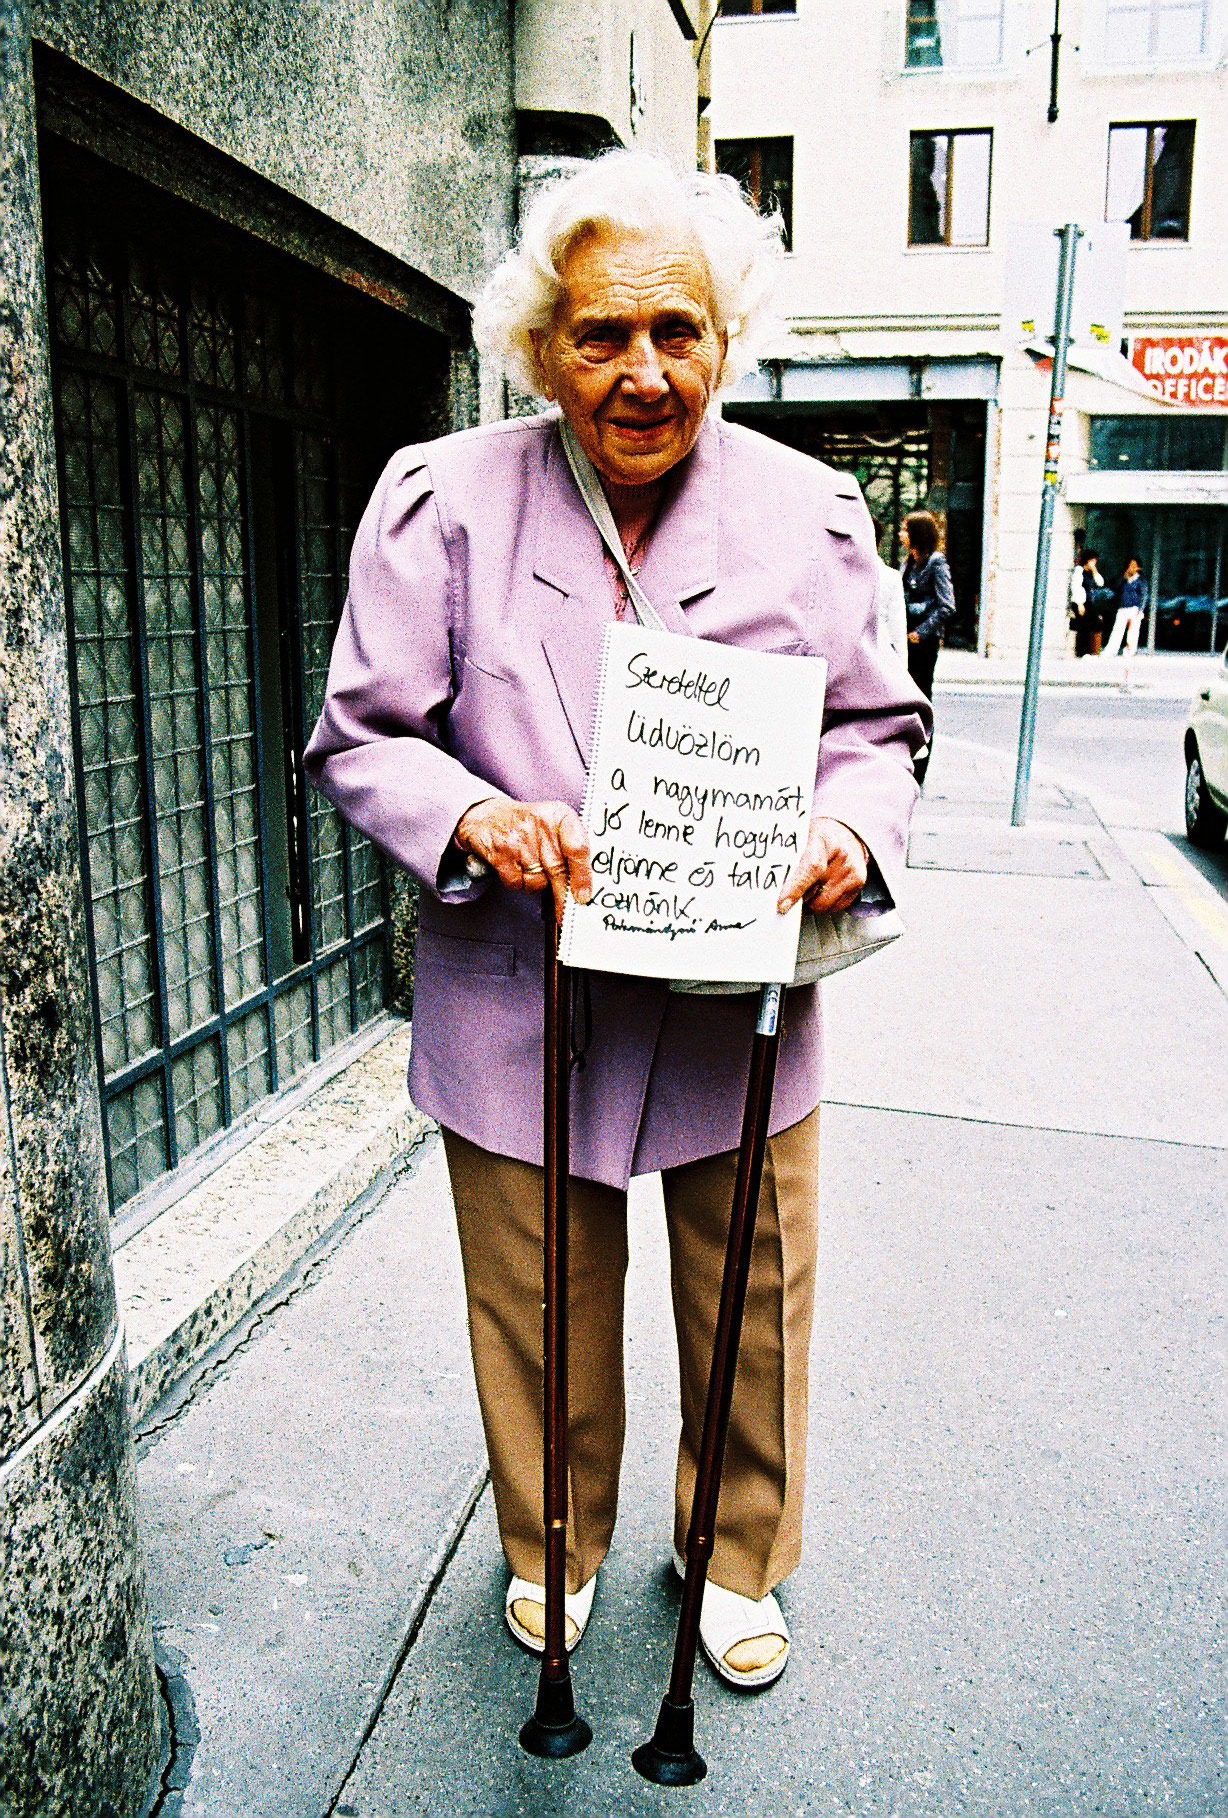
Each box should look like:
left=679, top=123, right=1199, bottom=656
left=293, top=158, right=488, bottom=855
left=1012, top=221, right=1081, bottom=828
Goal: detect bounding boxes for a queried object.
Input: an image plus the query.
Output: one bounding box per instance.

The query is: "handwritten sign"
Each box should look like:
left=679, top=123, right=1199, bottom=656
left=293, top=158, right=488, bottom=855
left=559, top=623, right=827, bottom=984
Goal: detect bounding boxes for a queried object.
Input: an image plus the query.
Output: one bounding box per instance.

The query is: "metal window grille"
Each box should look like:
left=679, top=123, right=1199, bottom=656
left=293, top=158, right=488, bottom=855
left=48, top=188, right=392, bottom=1210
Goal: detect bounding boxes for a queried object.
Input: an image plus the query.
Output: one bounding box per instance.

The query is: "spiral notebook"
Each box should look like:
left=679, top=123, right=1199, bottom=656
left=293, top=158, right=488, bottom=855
left=559, top=622, right=827, bottom=984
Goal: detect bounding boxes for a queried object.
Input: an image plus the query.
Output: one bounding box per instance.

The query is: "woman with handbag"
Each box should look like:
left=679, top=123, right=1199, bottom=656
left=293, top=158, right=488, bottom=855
left=305, top=152, right=929, bottom=1690
left=902, top=510, right=956, bottom=787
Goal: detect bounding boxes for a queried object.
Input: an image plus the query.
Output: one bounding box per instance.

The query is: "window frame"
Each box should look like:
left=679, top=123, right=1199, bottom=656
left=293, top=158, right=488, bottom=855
left=904, top=0, right=1007, bottom=70
left=1101, top=0, right=1210, bottom=63
left=714, top=135, right=795, bottom=251
left=1105, top=119, right=1195, bottom=242
left=716, top=0, right=798, bottom=15
left=907, top=127, right=994, bottom=249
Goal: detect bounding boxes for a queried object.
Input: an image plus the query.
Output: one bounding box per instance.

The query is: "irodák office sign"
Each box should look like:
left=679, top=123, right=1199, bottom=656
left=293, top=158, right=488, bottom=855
left=1130, top=334, right=1228, bottom=408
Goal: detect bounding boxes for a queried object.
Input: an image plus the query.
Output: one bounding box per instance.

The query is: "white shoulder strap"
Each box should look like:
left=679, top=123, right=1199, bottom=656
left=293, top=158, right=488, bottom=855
left=558, top=420, right=669, bottom=634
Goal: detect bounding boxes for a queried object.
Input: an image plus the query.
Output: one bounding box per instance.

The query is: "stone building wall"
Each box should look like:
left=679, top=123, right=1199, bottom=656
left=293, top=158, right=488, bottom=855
left=0, top=9, right=159, bottom=1813
left=34, top=0, right=516, bottom=307
left=515, top=0, right=701, bottom=171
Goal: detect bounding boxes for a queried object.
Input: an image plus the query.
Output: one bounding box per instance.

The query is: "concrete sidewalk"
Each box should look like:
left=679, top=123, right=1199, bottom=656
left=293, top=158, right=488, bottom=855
left=936, top=647, right=1215, bottom=698
left=134, top=738, right=1227, bottom=1817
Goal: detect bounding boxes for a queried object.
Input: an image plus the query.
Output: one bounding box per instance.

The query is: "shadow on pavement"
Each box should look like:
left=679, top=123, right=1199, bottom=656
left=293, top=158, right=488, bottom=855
left=1165, top=830, right=1228, bottom=902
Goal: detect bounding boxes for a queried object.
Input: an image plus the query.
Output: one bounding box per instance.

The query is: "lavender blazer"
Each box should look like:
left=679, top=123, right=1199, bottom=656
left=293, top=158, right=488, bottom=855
left=305, top=411, right=930, bottom=1188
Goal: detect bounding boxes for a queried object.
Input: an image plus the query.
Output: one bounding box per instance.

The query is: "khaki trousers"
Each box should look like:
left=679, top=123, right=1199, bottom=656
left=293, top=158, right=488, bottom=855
left=441, top=1105, right=820, bottom=1601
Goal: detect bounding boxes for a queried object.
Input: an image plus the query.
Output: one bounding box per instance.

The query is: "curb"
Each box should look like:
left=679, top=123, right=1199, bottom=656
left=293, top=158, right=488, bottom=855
left=115, top=1022, right=428, bottom=1427
left=936, top=678, right=1198, bottom=694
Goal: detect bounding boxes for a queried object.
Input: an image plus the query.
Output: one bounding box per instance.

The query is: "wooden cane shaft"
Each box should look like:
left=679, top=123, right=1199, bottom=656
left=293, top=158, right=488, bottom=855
left=667, top=1018, right=782, bottom=1707
left=541, top=900, right=572, bottom=1683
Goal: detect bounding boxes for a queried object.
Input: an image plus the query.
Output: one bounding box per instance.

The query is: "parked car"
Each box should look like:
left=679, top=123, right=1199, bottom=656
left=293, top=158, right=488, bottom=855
left=1155, top=593, right=1228, bottom=652
left=1184, top=649, right=1228, bottom=847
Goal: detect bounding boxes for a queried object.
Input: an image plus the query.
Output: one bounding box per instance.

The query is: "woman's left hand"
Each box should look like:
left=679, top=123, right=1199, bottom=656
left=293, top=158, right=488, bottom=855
left=777, top=817, right=869, bottom=916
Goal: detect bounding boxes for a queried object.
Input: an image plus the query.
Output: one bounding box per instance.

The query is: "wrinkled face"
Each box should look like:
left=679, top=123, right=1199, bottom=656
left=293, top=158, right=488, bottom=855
left=531, top=226, right=726, bottom=488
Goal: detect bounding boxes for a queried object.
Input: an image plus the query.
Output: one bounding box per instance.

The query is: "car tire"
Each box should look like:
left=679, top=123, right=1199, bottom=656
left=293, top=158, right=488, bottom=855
left=1185, top=746, right=1228, bottom=849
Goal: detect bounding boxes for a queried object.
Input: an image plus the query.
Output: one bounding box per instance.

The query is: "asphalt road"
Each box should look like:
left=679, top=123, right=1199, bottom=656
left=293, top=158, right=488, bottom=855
left=936, top=686, right=1228, bottom=901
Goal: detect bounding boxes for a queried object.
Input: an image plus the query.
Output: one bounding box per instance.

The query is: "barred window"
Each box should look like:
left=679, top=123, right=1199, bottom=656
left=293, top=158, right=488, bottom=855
left=45, top=151, right=427, bottom=1209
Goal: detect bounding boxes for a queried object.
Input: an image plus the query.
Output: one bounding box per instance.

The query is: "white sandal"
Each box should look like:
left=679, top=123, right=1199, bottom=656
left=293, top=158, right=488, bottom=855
left=672, top=1549, right=790, bottom=1690
left=505, top=1572, right=596, bottom=1654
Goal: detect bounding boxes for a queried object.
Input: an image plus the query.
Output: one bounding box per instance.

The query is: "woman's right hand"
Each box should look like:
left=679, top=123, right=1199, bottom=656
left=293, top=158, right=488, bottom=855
left=454, top=797, right=593, bottom=922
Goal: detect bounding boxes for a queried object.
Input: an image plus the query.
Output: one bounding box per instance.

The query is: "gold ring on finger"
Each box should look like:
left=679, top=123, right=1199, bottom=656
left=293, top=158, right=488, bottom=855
left=522, top=863, right=546, bottom=876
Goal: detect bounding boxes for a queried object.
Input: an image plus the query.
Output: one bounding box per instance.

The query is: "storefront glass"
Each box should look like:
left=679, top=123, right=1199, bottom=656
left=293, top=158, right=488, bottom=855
left=724, top=400, right=987, bottom=648
left=1083, top=506, right=1228, bottom=653
left=1089, top=414, right=1225, bottom=472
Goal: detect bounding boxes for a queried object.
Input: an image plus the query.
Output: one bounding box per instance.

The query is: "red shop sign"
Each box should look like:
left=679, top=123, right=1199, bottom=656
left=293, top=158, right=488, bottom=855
left=1130, top=334, right=1228, bottom=407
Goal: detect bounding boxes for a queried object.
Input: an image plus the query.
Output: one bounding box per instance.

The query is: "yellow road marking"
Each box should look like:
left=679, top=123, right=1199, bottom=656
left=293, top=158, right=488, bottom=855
left=1144, top=839, right=1228, bottom=953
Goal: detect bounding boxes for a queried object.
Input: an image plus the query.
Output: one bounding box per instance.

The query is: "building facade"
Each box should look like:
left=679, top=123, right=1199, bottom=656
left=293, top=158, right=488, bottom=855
left=1, top=3, right=702, bottom=1812
left=710, top=0, right=1228, bottom=656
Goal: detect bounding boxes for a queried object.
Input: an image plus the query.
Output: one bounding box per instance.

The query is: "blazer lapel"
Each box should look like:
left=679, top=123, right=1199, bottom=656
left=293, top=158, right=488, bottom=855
left=632, top=414, right=720, bottom=621
left=531, top=425, right=614, bottom=768
left=532, top=416, right=722, bottom=766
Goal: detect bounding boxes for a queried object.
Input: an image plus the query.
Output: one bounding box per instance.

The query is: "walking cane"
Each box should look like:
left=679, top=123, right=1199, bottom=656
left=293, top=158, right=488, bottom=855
left=632, top=980, right=785, bottom=1786
left=519, top=893, right=593, bottom=1759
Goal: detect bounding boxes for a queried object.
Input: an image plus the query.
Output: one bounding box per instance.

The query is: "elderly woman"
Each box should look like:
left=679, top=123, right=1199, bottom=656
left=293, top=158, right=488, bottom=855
left=305, top=152, right=929, bottom=1690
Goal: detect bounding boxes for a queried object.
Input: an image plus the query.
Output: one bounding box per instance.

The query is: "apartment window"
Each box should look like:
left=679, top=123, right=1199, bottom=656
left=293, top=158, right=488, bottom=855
left=716, top=138, right=794, bottom=249
left=908, top=130, right=992, bottom=246
left=719, top=1, right=797, bottom=14
left=1106, top=122, right=1194, bottom=239
left=1103, top=0, right=1208, bottom=60
left=905, top=0, right=1004, bottom=66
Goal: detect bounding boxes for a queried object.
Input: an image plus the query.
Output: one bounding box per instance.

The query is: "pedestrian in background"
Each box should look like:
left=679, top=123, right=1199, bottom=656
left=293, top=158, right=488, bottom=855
left=1075, top=548, right=1108, bottom=656
left=903, top=509, right=955, bottom=787
left=871, top=514, right=908, bottom=665
left=1102, top=556, right=1147, bottom=688
left=1068, top=552, right=1087, bottom=650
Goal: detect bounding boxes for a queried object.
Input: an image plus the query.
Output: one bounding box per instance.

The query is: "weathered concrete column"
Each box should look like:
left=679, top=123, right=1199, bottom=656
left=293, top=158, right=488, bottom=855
left=0, top=6, right=159, bottom=1813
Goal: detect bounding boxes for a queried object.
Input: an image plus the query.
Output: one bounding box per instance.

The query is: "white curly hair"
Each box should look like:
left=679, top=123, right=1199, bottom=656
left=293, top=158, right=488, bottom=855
left=472, top=150, right=786, bottom=397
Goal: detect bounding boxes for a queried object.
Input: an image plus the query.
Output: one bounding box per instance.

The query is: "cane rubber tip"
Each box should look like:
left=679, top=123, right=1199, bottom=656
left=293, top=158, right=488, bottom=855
left=519, top=1713, right=593, bottom=1759
left=631, top=1697, right=708, bottom=1786
left=519, top=1670, right=592, bottom=1759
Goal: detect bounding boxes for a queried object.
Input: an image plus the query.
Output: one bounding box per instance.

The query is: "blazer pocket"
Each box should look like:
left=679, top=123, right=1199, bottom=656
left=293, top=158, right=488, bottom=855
left=826, top=500, right=866, bottom=540
left=421, top=928, right=517, bottom=978
left=462, top=651, right=517, bottom=685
